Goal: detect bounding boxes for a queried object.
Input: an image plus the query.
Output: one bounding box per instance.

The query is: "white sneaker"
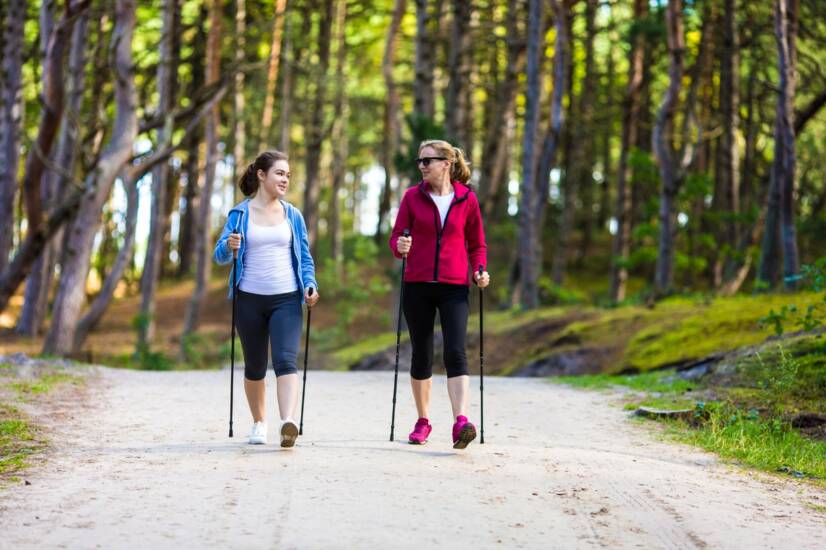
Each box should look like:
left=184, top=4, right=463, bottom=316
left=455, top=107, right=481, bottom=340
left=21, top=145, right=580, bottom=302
left=280, top=420, right=298, bottom=448
left=249, top=421, right=267, bottom=445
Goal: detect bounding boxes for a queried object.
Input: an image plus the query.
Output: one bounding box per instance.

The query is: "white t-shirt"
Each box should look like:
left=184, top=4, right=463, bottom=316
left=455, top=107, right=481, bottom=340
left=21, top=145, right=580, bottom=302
left=429, top=192, right=455, bottom=228
left=239, top=218, right=298, bottom=295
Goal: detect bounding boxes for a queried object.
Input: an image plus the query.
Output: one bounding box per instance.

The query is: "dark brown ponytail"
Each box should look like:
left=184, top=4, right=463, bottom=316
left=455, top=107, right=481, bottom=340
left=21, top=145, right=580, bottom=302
left=238, top=150, right=289, bottom=196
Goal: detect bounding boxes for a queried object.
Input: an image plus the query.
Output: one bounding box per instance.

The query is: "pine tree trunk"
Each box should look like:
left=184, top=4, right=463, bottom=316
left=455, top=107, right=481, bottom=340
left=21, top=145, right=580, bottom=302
left=0, top=0, right=26, bottom=275
left=517, top=0, right=545, bottom=309
left=413, top=0, right=435, bottom=119
left=138, top=0, right=177, bottom=349
left=232, top=0, right=246, bottom=195
left=181, top=0, right=222, bottom=347
left=375, top=0, right=407, bottom=243
left=329, top=0, right=347, bottom=263
left=653, top=0, right=686, bottom=295
left=259, top=0, right=288, bottom=150
left=302, top=0, right=333, bottom=253
left=444, top=0, right=473, bottom=149
left=609, top=0, right=647, bottom=303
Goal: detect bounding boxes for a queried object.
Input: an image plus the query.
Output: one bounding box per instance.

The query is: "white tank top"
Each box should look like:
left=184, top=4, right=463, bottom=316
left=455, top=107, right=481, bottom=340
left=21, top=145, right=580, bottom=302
left=429, top=192, right=455, bottom=227
left=239, top=218, right=298, bottom=295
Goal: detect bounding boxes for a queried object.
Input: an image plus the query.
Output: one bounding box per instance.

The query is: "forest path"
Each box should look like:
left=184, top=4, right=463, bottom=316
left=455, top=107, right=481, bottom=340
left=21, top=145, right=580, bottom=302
left=1, top=368, right=825, bottom=549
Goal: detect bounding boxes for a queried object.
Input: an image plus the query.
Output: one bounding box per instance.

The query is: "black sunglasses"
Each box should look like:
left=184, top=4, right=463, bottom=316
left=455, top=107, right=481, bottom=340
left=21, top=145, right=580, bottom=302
left=415, top=156, right=447, bottom=167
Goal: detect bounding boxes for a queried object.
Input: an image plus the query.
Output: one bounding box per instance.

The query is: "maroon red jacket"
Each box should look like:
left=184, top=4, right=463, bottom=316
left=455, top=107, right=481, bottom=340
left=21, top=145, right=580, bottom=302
left=389, top=181, right=487, bottom=285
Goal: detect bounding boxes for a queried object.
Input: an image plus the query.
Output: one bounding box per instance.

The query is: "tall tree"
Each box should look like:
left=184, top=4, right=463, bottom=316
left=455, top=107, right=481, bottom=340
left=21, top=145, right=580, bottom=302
left=758, top=0, right=800, bottom=289
left=479, top=0, right=525, bottom=221
left=718, top=0, right=741, bottom=279
left=329, top=0, right=348, bottom=263
left=652, top=0, right=695, bottom=295
left=259, top=0, right=288, bottom=150
left=181, top=0, right=223, bottom=348
left=138, top=0, right=178, bottom=350
left=232, top=0, right=246, bottom=194
left=303, top=0, right=334, bottom=253
left=375, top=0, right=407, bottom=243
left=18, top=8, right=89, bottom=335
left=413, top=0, right=435, bottom=119
left=517, top=0, right=546, bottom=309
left=0, top=0, right=26, bottom=274
left=609, top=0, right=647, bottom=303
left=444, top=1, right=473, bottom=150
left=42, top=0, right=137, bottom=355
left=538, top=0, right=569, bottom=285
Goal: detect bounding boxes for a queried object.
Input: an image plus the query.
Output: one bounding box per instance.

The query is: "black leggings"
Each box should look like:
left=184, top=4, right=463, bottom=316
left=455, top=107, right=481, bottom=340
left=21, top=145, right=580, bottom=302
left=235, top=290, right=303, bottom=380
left=402, top=282, right=469, bottom=380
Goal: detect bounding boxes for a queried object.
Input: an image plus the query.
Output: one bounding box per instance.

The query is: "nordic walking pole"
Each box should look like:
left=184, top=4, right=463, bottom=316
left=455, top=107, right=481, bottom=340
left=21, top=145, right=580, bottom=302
left=299, top=287, right=314, bottom=436
left=390, top=229, right=410, bottom=442
left=229, top=248, right=238, bottom=438
left=478, top=265, right=485, bottom=444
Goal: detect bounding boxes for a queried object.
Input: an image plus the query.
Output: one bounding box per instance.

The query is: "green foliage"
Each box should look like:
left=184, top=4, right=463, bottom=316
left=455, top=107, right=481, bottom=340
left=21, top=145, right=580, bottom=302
left=10, top=373, right=82, bottom=399
left=556, top=369, right=695, bottom=394
left=131, top=314, right=173, bottom=370
left=394, top=114, right=447, bottom=187
left=538, top=277, right=586, bottom=305
left=316, top=236, right=391, bottom=350
left=759, top=259, right=826, bottom=335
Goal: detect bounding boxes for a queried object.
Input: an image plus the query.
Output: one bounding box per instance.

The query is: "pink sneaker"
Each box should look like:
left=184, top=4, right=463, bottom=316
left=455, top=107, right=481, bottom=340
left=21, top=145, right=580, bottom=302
left=452, top=416, right=477, bottom=449
left=408, top=418, right=432, bottom=445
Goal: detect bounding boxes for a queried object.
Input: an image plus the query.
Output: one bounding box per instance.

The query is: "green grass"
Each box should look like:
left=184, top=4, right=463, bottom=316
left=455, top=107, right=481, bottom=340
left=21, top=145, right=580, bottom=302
left=668, top=404, right=826, bottom=482
left=623, top=292, right=825, bottom=371
left=331, top=332, right=403, bottom=368
left=0, top=405, right=45, bottom=478
left=556, top=369, right=696, bottom=394
left=10, top=373, right=82, bottom=398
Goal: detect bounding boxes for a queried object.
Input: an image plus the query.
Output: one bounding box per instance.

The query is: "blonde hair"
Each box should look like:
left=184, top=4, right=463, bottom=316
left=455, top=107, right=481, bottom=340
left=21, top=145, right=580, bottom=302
left=418, top=139, right=471, bottom=184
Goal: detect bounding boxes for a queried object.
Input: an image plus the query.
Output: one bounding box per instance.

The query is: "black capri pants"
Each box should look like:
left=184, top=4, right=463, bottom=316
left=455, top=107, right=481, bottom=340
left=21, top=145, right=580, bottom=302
left=235, top=289, right=303, bottom=380
left=403, top=282, right=470, bottom=380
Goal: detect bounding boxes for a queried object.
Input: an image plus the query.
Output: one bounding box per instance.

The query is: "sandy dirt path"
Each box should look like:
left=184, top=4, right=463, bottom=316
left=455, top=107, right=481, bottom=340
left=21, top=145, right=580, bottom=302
left=1, top=368, right=825, bottom=549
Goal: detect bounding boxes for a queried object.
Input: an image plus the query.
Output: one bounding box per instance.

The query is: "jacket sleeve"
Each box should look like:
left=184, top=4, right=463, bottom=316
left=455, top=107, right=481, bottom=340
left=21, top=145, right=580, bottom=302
left=213, top=210, right=239, bottom=265
left=389, top=191, right=413, bottom=259
left=465, top=192, right=488, bottom=280
left=297, top=211, right=318, bottom=293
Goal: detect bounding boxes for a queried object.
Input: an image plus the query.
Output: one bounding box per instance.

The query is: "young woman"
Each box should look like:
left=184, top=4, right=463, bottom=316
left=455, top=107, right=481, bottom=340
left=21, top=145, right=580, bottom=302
left=214, top=150, right=320, bottom=448
left=389, top=139, right=490, bottom=449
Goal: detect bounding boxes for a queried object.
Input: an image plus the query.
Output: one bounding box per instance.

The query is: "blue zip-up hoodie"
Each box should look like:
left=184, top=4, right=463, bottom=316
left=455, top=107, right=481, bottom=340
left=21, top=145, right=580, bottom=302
left=213, top=199, right=318, bottom=300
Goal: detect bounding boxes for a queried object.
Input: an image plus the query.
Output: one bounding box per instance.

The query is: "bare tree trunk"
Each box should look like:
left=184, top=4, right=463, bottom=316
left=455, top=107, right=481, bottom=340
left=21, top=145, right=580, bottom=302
left=375, top=0, right=407, bottom=244
left=73, top=175, right=139, bottom=348
left=444, top=0, right=472, bottom=149
left=517, top=0, right=546, bottom=309
left=777, top=0, right=799, bottom=289
left=653, top=0, right=692, bottom=296
left=259, top=0, right=288, bottom=150
left=413, top=0, right=435, bottom=119
left=42, top=0, right=138, bottom=355
left=138, top=0, right=177, bottom=350
left=181, top=0, right=223, bottom=347
left=302, top=0, right=333, bottom=253
left=232, top=0, right=246, bottom=197
left=479, top=0, right=524, bottom=221
left=330, top=0, right=347, bottom=263
left=20, top=1, right=91, bottom=248
left=278, top=15, right=294, bottom=152
left=549, top=2, right=574, bottom=286
left=718, top=0, right=741, bottom=280
left=573, top=0, right=598, bottom=265
left=609, top=0, right=646, bottom=303
left=18, top=9, right=89, bottom=335
left=0, top=0, right=26, bottom=274
left=178, top=9, right=207, bottom=278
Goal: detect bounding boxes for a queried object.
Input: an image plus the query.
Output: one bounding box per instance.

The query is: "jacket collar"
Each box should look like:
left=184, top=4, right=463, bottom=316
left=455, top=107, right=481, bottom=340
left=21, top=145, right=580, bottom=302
left=417, top=180, right=471, bottom=200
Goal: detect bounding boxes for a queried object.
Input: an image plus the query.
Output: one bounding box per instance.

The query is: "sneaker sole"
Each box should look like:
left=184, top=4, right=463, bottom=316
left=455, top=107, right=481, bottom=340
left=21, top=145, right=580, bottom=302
left=452, top=424, right=477, bottom=450
left=280, top=422, right=299, bottom=448
left=248, top=437, right=267, bottom=445
left=408, top=439, right=428, bottom=445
